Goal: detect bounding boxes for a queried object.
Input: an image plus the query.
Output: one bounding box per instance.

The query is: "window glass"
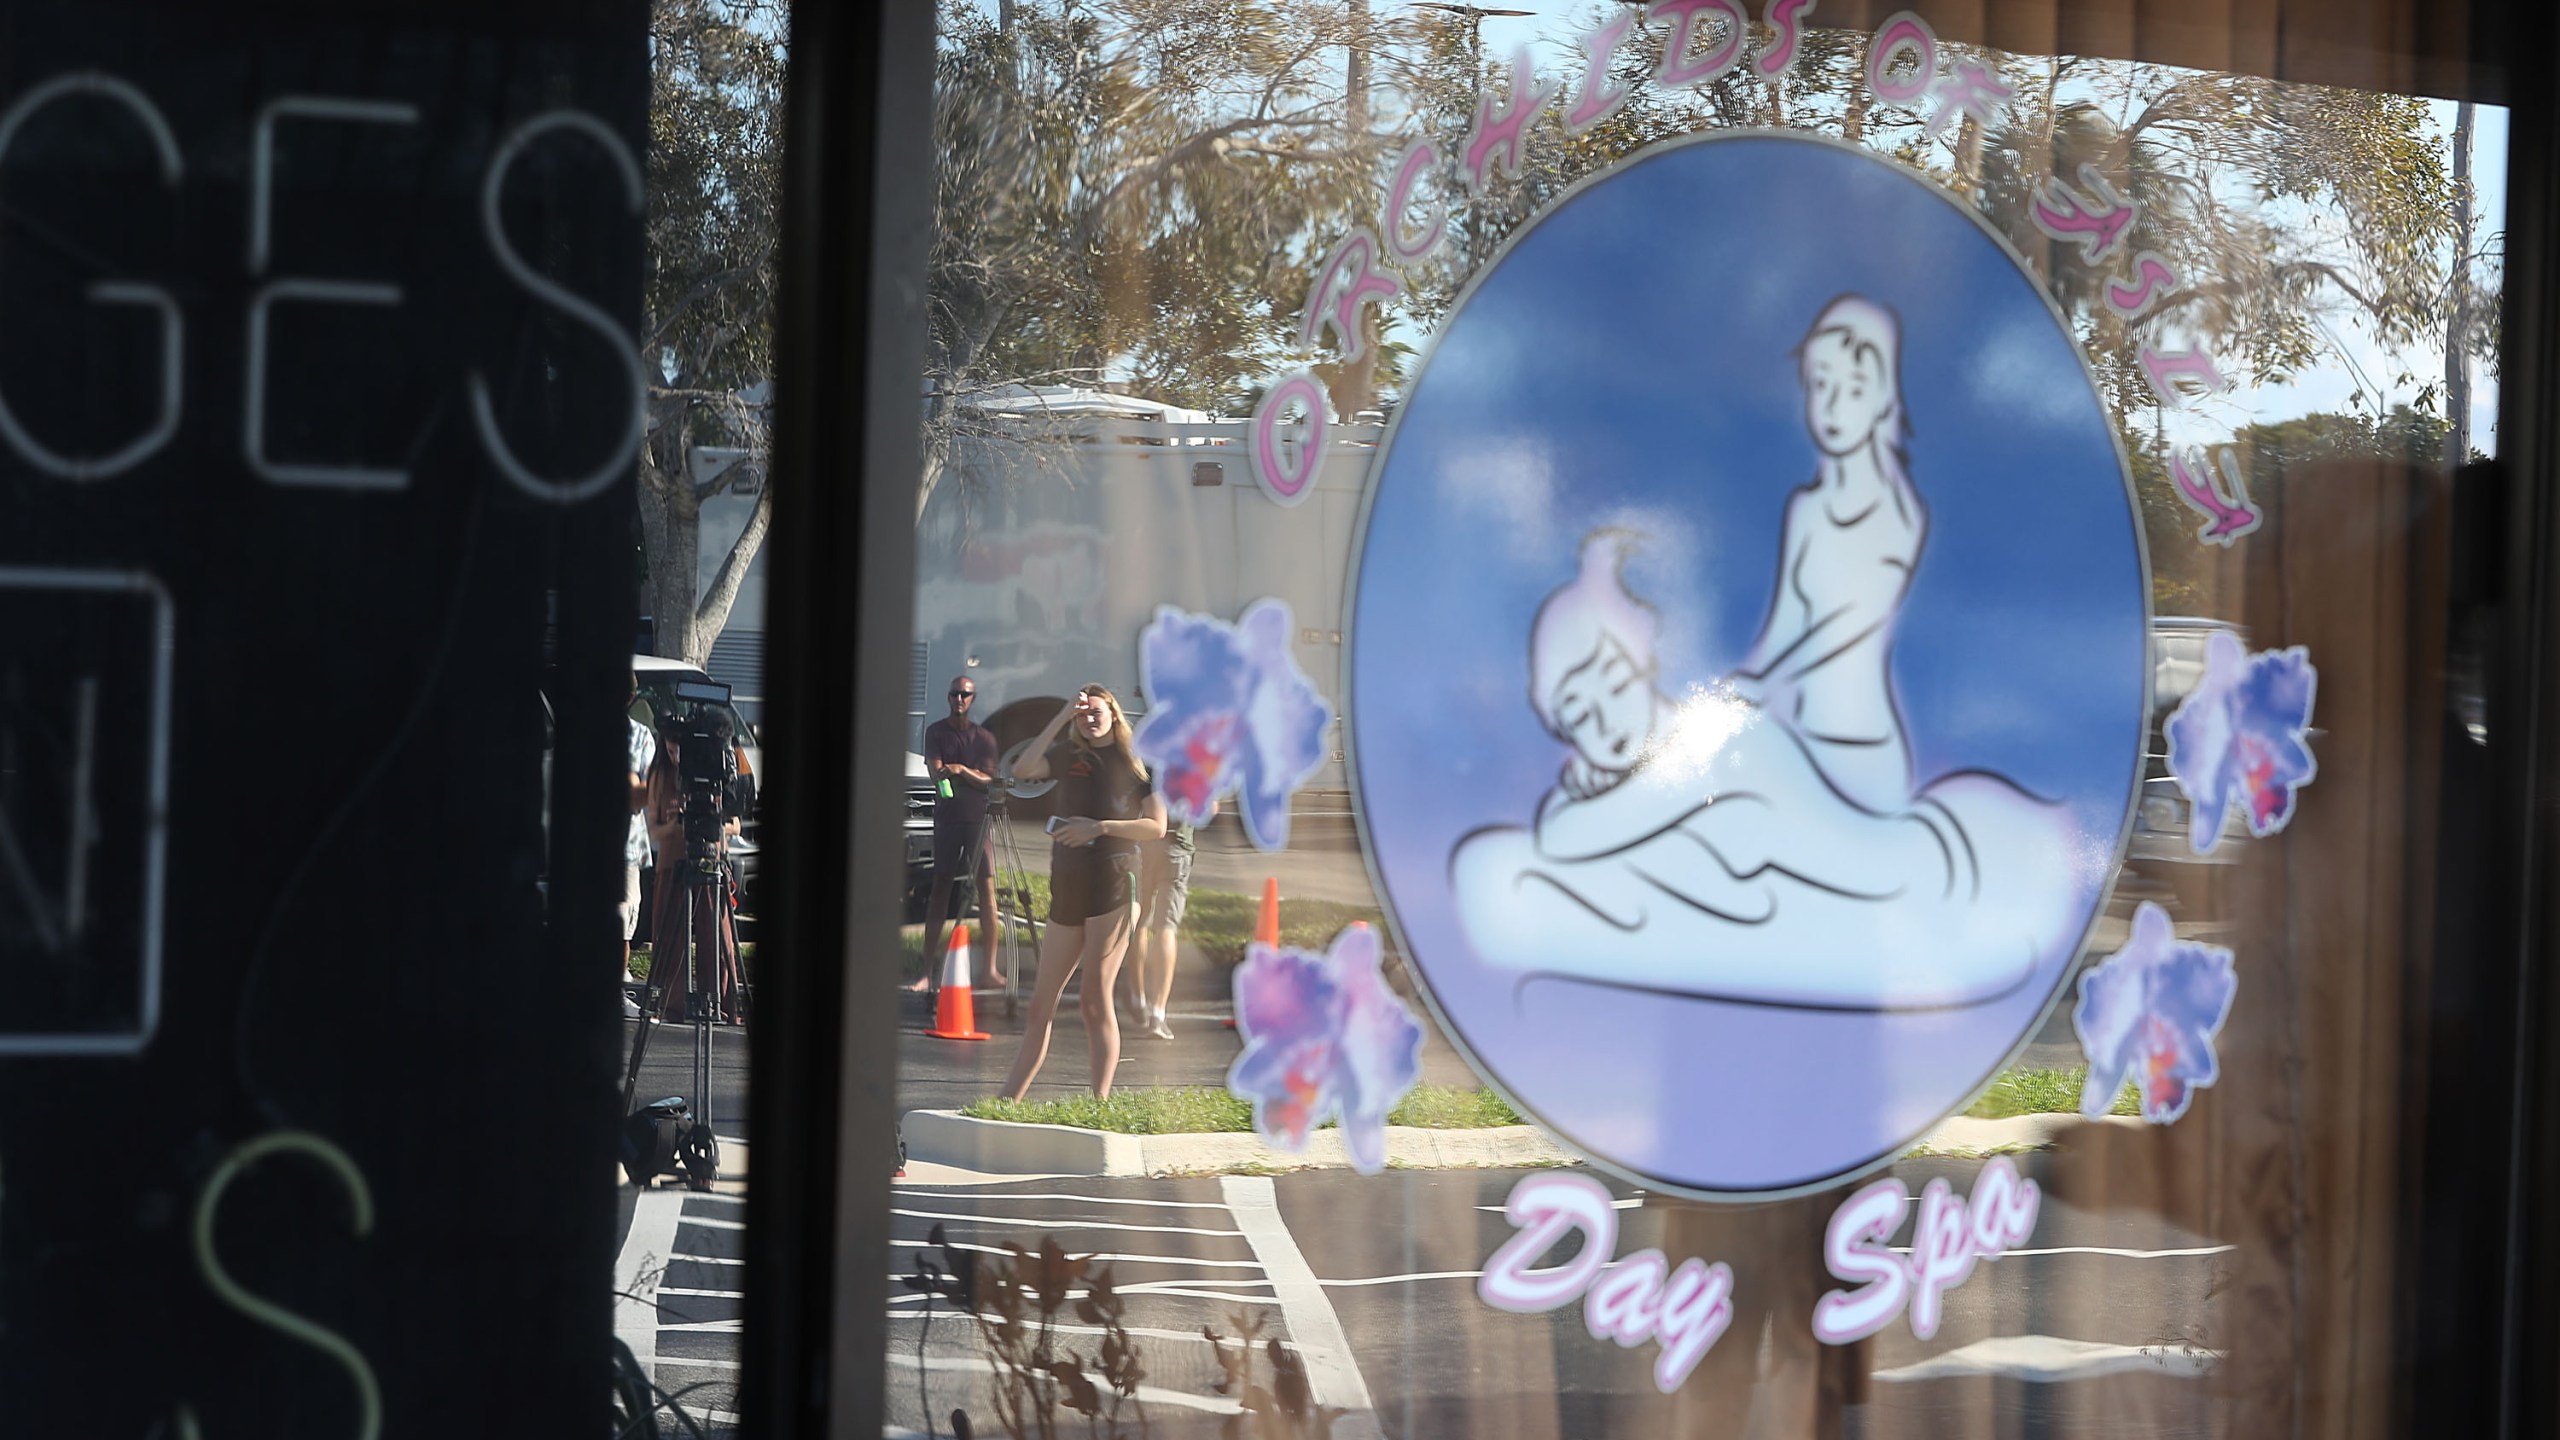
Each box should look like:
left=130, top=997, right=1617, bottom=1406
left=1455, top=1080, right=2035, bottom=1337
left=882, top=3, right=2508, bottom=1437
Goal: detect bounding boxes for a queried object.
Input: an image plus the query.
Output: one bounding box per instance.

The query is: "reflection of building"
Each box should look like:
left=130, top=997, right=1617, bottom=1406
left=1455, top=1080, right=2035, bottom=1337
left=913, top=391, right=1382, bottom=795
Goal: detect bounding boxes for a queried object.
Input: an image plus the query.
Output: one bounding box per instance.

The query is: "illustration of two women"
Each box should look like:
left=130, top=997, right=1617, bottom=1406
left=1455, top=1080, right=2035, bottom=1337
left=1453, top=295, right=2083, bottom=1010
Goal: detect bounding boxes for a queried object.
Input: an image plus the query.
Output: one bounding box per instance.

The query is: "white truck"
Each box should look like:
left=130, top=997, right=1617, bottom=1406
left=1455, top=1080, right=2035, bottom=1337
left=912, top=394, right=1383, bottom=803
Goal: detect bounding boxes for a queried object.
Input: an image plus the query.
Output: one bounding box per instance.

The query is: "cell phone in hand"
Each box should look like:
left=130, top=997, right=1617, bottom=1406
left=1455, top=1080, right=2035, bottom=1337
left=1045, top=815, right=1067, bottom=835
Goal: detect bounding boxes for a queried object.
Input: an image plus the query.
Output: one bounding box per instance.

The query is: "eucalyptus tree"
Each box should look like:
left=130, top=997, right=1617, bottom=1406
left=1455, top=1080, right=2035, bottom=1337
left=641, top=0, right=783, bottom=664
left=925, top=0, right=1392, bottom=530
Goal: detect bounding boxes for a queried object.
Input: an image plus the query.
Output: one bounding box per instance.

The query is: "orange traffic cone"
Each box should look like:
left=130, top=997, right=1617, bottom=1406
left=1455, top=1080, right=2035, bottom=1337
left=1232, top=878, right=1282, bottom=1031
left=926, top=924, right=990, bottom=1040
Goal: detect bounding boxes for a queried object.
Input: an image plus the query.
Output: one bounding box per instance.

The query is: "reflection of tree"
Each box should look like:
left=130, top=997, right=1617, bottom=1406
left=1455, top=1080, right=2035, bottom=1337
left=642, top=0, right=783, bottom=663
left=1386, top=23, right=2481, bottom=609
left=926, top=0, right=1392, bottom=534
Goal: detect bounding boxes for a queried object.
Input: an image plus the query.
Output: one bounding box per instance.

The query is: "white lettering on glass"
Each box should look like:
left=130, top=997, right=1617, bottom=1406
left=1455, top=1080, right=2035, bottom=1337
left=1561, top=14, right=1637, bottom=134
left=244, top=98, right=420, bottom=491
left=469, top=109, right=647, bottom=505
left=191, top=1131, right=381, bottom=1440
left=1248, top=372, right=1328, bottom=507
left=1812, top=1155, right=2039, bottom=1344
left=1865, top=12, right=1938, bottom=105
left=1651, top=0, right=1749, bottom=91
left=1479, top=1172, right=1735, bottom=1391
left=1382, top=141, right=1448, bottom=264
left=1462, top=49, right=1555, bottom=195
left=0, top=73, right=183, bottom=481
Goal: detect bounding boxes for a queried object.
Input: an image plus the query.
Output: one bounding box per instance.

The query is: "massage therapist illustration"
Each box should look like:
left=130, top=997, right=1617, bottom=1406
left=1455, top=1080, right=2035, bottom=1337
left=1451, top=294, right=2086, bottom=1010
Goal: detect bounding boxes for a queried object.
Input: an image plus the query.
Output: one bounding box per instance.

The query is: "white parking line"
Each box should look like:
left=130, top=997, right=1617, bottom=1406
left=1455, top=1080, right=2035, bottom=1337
left=615, top=1187, right=687, bottom=1377
left=893, top=1188, right=1235, bottom=1210
left=1320, top=1269, right=1486, bottom=1288
left=891, top=1237, right=1267, bottom=1268
left=892, top=1206, right=1243, bottom=1237
left=1872, top=1334, right=2220, bottom=1383
left=1223, top=1176, right=1383, bottom=1440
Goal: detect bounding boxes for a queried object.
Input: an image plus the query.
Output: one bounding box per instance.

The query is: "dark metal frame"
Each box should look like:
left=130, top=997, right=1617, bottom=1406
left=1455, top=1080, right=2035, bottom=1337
left=742, top=1, right=933, bottom=1434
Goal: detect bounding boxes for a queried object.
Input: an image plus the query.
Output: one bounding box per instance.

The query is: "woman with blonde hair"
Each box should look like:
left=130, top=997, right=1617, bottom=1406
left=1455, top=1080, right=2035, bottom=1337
left=998, top=684, right=1168, bottom=1099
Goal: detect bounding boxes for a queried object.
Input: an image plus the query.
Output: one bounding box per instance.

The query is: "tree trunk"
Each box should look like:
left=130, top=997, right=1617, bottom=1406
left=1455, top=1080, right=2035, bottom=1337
left=638, top=418, right=702, bottom=663
left=693, top=479, right=772, bottom=663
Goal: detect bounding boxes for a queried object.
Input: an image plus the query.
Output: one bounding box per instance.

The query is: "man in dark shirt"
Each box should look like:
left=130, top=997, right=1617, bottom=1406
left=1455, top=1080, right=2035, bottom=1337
left=911, top=676, right=1002, bottom=993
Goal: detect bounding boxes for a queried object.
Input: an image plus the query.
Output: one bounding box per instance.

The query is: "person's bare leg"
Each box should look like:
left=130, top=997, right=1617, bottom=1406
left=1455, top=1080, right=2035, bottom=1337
left=1079, top=905, right=1135, bottom=1098
left=1144, top=921, right=1178, bottom=1021
left=998, top=920, right=1085, bottom=1100
left=974, top=870, right=1001, bottom=989
left=910, top=870, right=954, bottom=993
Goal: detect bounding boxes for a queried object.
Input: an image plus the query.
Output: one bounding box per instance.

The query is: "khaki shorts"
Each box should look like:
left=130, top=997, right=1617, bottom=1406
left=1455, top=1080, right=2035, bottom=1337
left=1140, top=844, right=1192, bottom=931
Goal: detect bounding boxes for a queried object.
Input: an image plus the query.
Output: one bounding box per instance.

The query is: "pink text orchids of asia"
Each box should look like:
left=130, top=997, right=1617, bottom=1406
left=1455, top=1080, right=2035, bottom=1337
left=1255, top=6, right=2263, bottom=548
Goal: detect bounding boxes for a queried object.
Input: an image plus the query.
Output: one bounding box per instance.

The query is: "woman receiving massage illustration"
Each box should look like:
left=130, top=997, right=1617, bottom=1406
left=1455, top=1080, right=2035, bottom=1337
left=1452, top=294, right=2085, bottom=1010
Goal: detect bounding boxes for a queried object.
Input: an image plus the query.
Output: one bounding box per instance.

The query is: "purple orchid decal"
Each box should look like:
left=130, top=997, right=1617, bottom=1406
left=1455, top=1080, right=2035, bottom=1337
left=2073, top=901, right=2238, bottom=1124
left=2164, top=631, right=2318, bottom=854
left=1228, top=923, right=1425, bottom=1173
left=1135, top=599, right=1334, bottom=850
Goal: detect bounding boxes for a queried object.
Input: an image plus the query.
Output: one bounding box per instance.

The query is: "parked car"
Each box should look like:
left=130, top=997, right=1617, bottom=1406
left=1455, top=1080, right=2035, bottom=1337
left=903, top=751, right=934, bottom=921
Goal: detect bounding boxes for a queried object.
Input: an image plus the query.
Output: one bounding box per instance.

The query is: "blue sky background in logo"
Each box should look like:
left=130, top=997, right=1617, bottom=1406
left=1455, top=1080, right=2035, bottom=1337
left=1351, top=135, right=2149, bottom=1193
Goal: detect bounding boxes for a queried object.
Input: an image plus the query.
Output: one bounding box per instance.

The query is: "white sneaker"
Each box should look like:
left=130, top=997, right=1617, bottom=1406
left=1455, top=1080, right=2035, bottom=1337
left=1150, top=1008, right=1174, bottom=1041
left=621, top=993, right=643, bottom=1019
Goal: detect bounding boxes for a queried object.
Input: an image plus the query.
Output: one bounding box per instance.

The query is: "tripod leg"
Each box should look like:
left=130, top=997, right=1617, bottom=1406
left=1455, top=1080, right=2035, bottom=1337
left=620, top=868, right=684, bottom=1117
left=689, top=868, right=715, bottom=1137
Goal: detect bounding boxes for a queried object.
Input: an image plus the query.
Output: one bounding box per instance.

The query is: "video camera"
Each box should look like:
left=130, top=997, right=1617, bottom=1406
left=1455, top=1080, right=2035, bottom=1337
left=666, top=678, right=738, bottom=870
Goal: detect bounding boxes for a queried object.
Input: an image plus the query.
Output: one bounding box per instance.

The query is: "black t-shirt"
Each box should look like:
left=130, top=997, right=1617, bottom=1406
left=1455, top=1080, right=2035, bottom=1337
left=1046, top=739, right=1152, bottom=864
left=924, top=717, right=1001, bottom=826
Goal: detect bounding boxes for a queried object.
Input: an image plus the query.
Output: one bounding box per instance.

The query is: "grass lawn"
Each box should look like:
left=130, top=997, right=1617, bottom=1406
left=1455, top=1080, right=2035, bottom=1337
left=629, top=940, right=754, bottom=984
left=961, top=1084, right=1522, bottom=1133
left=958, top=1069, right=2127, bottom=1136
left=1177, top=887, right=1389, bottom=967
left=1966, top=1065, right=2140, bottom=1120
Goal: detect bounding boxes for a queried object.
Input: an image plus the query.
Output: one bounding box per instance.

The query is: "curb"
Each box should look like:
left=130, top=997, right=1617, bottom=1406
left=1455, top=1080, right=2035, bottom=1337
left=900, top=1110, right=1574, bottom=1177
left=899, top=1108, right=2145, bottom=1178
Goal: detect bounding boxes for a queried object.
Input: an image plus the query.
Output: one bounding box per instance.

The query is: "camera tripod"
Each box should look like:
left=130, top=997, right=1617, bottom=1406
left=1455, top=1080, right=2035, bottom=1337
left=619, top=844, right=736, bottom=1150
left=982, top=790, right=1048, bottom=1018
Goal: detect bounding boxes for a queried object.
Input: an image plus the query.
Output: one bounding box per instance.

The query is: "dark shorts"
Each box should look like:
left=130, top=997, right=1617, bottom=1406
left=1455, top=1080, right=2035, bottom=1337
left=932, top=817, right=990, bottom=880
left=1050, top=844, right=1138, bottom=922
left=1139, top=843, right=1192, bottom=930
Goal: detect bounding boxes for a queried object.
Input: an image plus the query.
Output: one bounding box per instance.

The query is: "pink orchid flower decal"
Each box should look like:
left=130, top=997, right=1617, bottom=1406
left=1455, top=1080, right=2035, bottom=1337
left=1228, top=924, right=1424, bottom=1173
left=1136, top=599, right=1334, bottom=850
left=2072, top=901, right=2238, bottom=1124
left=2164, top=631, right=2318, bottom=854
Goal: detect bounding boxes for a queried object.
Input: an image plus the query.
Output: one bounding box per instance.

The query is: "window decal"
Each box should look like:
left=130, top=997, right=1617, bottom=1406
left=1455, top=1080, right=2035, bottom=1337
left=1478, top=1171, right=1736, bottom=1392
left=1135, top=599, right=1334, bottom=851
left=1349, top=132, right=2149, bottom=1197
left=1226, top=924, right=1423, bottom=1174
left=2073, top=900, right=2239, bottom=1125
left=2165, top=631, right=2319, bottom=852
left=1811, top=1155, right=2040, bottom=1344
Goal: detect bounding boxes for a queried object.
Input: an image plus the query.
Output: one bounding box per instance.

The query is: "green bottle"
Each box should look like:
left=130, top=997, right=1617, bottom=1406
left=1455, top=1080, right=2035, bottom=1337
left=938, top=777, right=953, bottom=799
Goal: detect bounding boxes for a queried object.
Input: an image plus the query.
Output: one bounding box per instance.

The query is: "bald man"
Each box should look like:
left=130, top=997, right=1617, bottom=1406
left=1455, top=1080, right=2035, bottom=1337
left=910, top=676, right=1002, bottom=993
